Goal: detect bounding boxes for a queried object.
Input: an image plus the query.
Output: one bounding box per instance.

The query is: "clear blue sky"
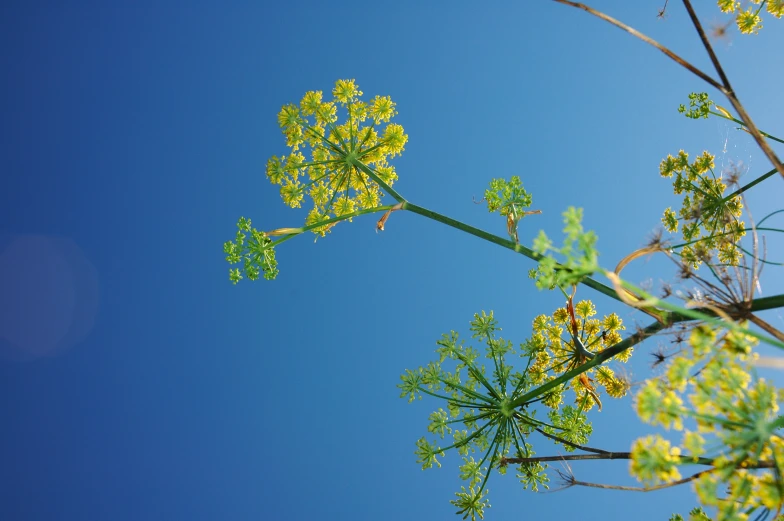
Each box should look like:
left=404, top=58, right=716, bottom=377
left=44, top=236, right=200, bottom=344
left=1, top=2, right=783, bottom=520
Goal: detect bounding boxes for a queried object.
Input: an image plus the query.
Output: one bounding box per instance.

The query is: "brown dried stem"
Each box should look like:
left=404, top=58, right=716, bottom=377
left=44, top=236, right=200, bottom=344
left=680, top=0, right=784, bottom=180
left=553, top=0, right=784, bottom=179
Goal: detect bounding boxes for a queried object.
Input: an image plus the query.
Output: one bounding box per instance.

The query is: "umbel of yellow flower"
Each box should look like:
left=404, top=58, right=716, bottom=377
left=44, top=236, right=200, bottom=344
left=529, top=298, right=630, bottom=412
left=267, top=79, right=408, bottom=237
left=717, top=0, right=783, bottom=34
left=659, top=149, right=745, bottom=268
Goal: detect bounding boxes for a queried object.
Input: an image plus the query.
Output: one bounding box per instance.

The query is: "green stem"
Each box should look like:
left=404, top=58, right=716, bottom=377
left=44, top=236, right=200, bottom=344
left=668, top=226, right=783, bottom=251
left=349, top=157, right=405, bottom=203
left=724, top=167, right=779, bottom=200
left=759, top=209, right=784, bottom=227
left=417, top=387, right=485, bottom=408
left=709, top=111, right=784, bottom=145
left=509, top=290, right=784, bottom=409
left=400, top=201, right=621, bottom=303
left=267, top=204, right=396, bottom=247
left=355, top=155, right=621, bottom=302
left=615, top=277, right=784, bottom=349
left=510, top=320, right=668, bottom=409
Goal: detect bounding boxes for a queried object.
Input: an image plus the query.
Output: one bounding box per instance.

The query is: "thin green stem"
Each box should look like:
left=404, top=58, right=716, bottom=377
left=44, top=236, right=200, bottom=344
left=725, top=168, right=780, bottom=200
left=668, top=226, right=783, bottom=251
left=508, top=289, right=784, bottom=408
left=477, top=420, right=506, bottom=492
left=615, top=278, right=784, bottom=349
left=440, top=416, right=499, bottom=455
left=710, top=114, right=784, bottom=144
left=417, top=387, right=484, bottom=408
left=349, top=157, right=405, bottom=203
left=267, top=204, right=396, bottom=247
left=400, top=201, right=622, bottom=303
left=759, top=209, right=784, bottom=227
left=444, top=376, right=499, bottom=405
left=509, top=319, right=668, bottom=409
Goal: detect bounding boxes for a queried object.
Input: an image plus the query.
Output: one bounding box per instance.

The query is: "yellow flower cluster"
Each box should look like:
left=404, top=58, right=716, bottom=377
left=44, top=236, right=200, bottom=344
left=630, top=435, right=682, bottom=485
left=632, top=323, right=784, bottom=515
left=718, top=0, right=783, bottom=34
left=659, top=149, right=744, bottom=267
left=268, top=79, right=408, bottom=236
left=527, top=300, right=628, bottom=412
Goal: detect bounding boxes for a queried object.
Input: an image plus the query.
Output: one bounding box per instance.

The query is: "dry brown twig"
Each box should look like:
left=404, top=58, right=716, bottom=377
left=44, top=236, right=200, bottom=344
left=552, top=0, right=784, bottom=180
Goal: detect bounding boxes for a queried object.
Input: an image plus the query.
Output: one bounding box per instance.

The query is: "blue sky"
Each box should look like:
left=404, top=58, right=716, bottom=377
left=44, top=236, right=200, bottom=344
left=1, top=2, right=783, bottom=520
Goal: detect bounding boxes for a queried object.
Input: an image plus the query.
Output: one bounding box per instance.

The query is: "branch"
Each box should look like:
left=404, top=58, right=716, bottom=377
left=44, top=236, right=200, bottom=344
left=400, top=201, right=622, bottom=303
left=552, top=0, right=725, bottom=92
left=504, top=452, right=632, bottom=465
left=504, top=452, right=776, bottom=469
left=568, top=468, right=711, bottom=492
left=553, top=0, right=784, bottom=180
left=747, top=314, right=784, bottom=344
left=534, top=428, right=611, bottom=455
left=679, top=0, right=732, bottom=91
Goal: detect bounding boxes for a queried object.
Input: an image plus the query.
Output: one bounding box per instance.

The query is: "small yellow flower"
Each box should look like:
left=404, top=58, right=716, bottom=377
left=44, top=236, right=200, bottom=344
left=277, top=103, right=301, bottom=129
left=769, top=0, right=784, bottom=17
left=374, top=164, right=398, bottom=186
left=630, top=435, right=682, bottom=485
left=718, top=0, right=739, bottom=13
left=676, top=150, right=690, bottom=170
left=662, top=207, right=678, bottom=233
left=636, top=380, right=683, bottom=429
left=596, top=367, right=629, bottom=398
left=756, top=473, right=784, bottom=510
left=356, top=187, right=380, bottom=209
left=717, top=242, right=741, bottom=265
left=532, top=315, right=550, bottom=332
left=695, top=472, right=721, bottom=505
left=266, top=156, right=286, bottom=185
left=575, top=300, right=596, bottom=319
left=682, top=430, right=705, bottom=458
left=637, top=380, right=663, bottom=424
left=660, top=154, right=677, bottom=177
left=332, top=79, right=363, bottom=104
left=529, top=332, right=548, bottom=352
left=315, top=102, right=338, bottom=126
left=280, top=179, right=304, bottom=208
left=692, top=151, right=715, bottom=174
left=602, top=313, right=624, bottom=332
left=552, top=307, right=569, bottom=324
left=737, top=8, right=763, bottom=33
left=309, top=182, right=332, bottom=208
left=284, top=151, right=305, bottom=179
left=382, top=123, right=408, bottom=157
left=370, top=95, right=397, bottom=122
left=542, top=387, right=564, bottom=408
left=299, top=91, right=323, bottom=116
left=348, top=100, right=368, bottom=123
left=667, top=356, right=693, bottom=392
left=334, top=197, right=357, bottom=218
